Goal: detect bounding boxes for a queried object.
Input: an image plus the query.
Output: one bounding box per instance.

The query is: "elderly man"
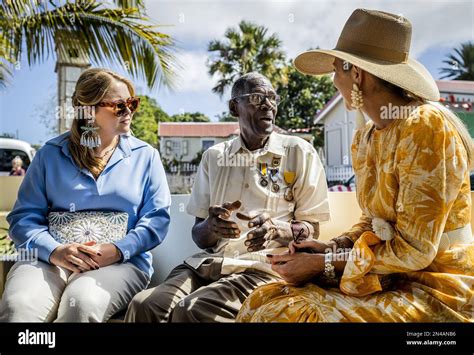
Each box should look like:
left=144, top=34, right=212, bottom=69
left=125, top=72, right=330, bottom=322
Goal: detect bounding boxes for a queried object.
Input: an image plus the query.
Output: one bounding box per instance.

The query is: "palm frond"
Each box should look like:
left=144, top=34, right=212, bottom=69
left=439, top=41, right=474, bottom=80
left=0, top=0, right=178, bottom=89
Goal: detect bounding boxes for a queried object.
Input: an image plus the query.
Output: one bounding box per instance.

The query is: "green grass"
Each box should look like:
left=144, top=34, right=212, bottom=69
left=0, top=228, right=16, bottom=256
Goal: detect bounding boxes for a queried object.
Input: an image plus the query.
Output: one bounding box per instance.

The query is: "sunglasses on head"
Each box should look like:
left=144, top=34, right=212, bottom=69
left=97, top=97, right=140, bottom=117
left=231, top=93, right=281, bottom=107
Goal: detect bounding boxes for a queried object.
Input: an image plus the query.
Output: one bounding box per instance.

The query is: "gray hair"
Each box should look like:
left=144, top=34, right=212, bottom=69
left=231, top=72, right=273, bottom=99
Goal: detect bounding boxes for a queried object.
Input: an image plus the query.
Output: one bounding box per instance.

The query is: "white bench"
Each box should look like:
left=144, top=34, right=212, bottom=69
left=148, top=192, right=363, bottom=286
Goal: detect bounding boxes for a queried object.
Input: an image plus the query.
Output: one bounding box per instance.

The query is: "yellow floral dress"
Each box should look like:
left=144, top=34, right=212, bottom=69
left=237, top=104, right=474, bottom=322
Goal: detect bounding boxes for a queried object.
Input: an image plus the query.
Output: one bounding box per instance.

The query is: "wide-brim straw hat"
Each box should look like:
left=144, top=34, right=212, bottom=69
left=294, top=8, right=440, bottom=101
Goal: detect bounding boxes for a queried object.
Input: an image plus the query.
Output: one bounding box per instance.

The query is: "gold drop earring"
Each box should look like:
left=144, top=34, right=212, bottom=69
left=351, top=83, right=366, bottom=129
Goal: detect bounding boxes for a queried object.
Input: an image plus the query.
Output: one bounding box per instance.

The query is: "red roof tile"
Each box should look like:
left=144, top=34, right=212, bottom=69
left=436, top=80, right=474, bottom=94
left=158, top=122, right=240, bottom=137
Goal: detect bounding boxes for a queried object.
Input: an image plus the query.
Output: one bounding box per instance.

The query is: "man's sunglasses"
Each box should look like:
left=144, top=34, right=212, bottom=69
left=97, top=97, right=140, bottom=117
left=231, top=93, right=281, bottom=107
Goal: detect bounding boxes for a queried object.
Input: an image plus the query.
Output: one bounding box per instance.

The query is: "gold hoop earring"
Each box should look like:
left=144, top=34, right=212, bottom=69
left=351, top=83, right=366, bottom=129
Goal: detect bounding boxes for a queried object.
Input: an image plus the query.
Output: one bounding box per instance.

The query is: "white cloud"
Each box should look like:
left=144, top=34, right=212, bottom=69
left=144, top=0, right=473, bottom=95
left=146, top=0, right=472, bottom=58
left=173, top=50, right=217, bottom=92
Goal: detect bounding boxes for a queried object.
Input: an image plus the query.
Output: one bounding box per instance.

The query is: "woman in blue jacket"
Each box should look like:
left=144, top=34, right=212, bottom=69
left=0, top=68, right=171, bottom=322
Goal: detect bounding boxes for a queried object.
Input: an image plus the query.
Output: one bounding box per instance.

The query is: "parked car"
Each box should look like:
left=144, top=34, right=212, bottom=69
left=0, top=138, right=36, bottom=176
left=328, top=175, right=356, bottom=192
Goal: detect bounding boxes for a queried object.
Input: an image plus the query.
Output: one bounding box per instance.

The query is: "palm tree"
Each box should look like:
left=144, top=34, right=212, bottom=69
left=439, top=41, right=474, bottom=80
left=207, top=21, right=287, bottom=97
left=0, top=0, right=177, bottom=89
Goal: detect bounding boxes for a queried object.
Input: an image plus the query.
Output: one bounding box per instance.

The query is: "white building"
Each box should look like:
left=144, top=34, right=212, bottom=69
left=314, top=80, right=474, bottom=182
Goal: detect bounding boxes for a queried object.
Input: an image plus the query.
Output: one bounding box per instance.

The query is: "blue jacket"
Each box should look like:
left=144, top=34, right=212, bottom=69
left=7, top=131, right=171, bottom=278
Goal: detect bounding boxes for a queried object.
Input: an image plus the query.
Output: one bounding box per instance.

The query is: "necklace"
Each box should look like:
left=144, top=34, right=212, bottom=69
left=94, top=136, right=120, bottom=159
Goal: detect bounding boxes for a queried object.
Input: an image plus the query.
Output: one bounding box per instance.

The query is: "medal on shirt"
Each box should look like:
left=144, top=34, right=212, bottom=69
left=268, top=168, right=280, bottom=193
left=258, top=163, right=269, bottom=187
left=283, top=171, right=296, bottom=201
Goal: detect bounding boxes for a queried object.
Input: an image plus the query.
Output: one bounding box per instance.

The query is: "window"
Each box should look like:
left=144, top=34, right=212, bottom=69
left=0, top=149, right=31, bottom=172
left=165, top=140, right=182, bottom=157
left=202, top=140, right=215, bottom=151
left=171, top=141, right=181, bottom=155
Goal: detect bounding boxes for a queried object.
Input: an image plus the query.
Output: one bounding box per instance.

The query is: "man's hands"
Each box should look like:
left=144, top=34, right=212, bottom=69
left=206, top=200, right=242, bottom=240
left=238, top=213, right=318, bottom=252
left=237, top=212, right=284, bottom=252
left=49, top=241, right=122, bottom=273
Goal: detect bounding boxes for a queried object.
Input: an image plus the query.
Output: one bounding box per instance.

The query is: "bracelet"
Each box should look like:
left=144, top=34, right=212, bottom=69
left=323, top=253, right=336, bottom=279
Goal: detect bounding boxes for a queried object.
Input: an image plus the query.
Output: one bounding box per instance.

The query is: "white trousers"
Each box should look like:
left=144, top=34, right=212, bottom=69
left=0, top=260, right=150, bottom=322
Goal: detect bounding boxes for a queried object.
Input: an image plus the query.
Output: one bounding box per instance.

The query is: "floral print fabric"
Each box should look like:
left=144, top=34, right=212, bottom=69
left=237, top=104, right=474, bottom=322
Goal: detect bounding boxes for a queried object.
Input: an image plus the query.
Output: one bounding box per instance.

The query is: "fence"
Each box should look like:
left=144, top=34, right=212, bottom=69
left=166, top=174, right=196, bottom=194
left=168, top=163, right=198, bottom=175
left=326, top=165, right=354, bottom=182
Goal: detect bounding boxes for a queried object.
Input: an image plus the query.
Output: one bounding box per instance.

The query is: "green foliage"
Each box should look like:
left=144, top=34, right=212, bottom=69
left=0, top=228, right=16, bottom=256
left=207, top=20, right=287, bottom=96
left=216, top=111, right=238, bottom=122
left=0, top=0, right=177, bottom=89
left=170, top=112, right=210, bottom=122
left=131, top=96, right=210, bottom=147
left=207, top=22, right=335, bottom=150
left=440, top=41, right=474, bottom=80
left=190, top=150, right=204, bottom=165
left=277, top=65, right=336, bottom=130
left=131, top=95, right=170, bottom=148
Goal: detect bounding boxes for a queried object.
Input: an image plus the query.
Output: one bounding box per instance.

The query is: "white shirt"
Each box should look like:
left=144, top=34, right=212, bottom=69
left=186, top=132, right=330, bottom=276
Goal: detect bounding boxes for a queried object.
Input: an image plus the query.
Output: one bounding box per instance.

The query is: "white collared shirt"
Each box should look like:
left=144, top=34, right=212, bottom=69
left=186, top=132, right=330, bottom=276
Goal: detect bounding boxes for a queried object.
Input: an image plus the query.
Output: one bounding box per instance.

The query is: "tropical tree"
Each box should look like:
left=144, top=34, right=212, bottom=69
left=170, top=112, right=209, bottom=122
left=216, top=111, right=237, bottom=122
left=440, top=41, right=474, bottom=80
left=277, top=64, right=336, bottom=129
left=207, top=21, right=287, bottom=96
left=131, top=95, right=170, bottom=148
left=0, top=0, right=177, bottom=89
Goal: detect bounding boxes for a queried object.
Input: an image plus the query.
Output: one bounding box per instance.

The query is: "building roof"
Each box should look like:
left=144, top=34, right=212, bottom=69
left=158, top=122, right=240, bottom=137
left=313, top=80, right=474, bottom=124
left=313, top=94, right=342, bottom=125
left=436, top=80, right=474, bottom=94
left=159, top=122, right=288, bottom=138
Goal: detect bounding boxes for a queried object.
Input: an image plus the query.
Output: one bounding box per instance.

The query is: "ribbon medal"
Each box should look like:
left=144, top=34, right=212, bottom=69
left=258, top=163, right=269, bottom=187
left=283, top=171, right=296, bottom=201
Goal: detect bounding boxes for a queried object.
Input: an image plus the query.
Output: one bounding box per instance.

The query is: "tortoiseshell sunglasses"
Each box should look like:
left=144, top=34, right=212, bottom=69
left=97, top=97, right=140, bottom=117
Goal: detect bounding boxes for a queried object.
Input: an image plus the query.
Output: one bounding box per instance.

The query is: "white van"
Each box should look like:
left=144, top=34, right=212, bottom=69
left=0, top=138, right=36, bottom=176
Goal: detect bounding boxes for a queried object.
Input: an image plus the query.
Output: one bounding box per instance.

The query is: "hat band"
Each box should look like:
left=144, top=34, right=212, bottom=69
left=336, top=38, right=409, bottom=63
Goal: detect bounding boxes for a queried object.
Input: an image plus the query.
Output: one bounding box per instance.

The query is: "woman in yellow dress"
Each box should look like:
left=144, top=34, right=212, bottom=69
left=237, top=9, right=474, bottom=322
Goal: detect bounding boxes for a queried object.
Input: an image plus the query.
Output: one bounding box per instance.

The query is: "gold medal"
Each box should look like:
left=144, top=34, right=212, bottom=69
left=283, top=171, right=296, bottom=185
left=272, top=157, right=281, bottom=167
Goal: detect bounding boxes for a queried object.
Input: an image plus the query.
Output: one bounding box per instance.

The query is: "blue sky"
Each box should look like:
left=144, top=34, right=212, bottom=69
left=0, top=0, right=472, bottom=145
